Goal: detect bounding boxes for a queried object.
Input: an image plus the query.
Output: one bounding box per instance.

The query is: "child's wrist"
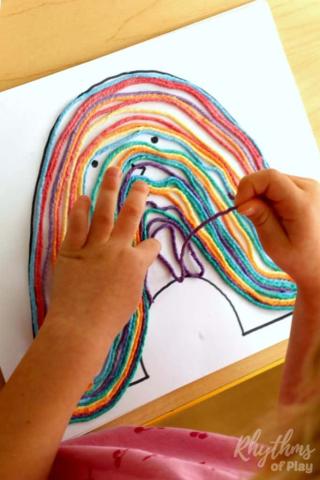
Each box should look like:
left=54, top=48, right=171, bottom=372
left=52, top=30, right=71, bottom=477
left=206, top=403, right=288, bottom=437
left=44, top=310, right=116, bottom=355
left=294, top=284, right=320, bottom=330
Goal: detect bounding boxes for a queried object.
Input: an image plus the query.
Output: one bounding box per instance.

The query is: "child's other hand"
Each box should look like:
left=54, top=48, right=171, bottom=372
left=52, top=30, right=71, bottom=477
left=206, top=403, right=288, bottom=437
left=235, top=169, right=320, bottom=294
left=48, top=167, right=160, bottom=339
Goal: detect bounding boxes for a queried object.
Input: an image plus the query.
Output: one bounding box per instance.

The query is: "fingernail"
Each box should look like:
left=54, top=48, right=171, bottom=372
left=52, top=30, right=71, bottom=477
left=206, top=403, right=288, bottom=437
left=133, top=181, right=149, bottom=193
left=237, top=205, right=255, bottom=217
left=79, top=195, right=90, bottom=206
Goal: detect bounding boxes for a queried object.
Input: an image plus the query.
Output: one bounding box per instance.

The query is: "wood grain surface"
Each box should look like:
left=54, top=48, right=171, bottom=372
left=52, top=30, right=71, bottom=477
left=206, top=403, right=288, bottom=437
left=0, top=0, right=319, bottom=144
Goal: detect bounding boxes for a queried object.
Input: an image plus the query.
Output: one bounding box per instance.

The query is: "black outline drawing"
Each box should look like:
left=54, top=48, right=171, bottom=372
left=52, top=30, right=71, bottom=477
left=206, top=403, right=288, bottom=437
left=128, top=165, right=294, bottom=387
left=129, top=358, right=150, bottom=386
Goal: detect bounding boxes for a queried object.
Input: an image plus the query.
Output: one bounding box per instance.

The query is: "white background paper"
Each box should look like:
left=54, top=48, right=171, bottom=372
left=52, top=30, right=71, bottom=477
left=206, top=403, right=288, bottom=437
left=0, top=0, right=319, bottom=439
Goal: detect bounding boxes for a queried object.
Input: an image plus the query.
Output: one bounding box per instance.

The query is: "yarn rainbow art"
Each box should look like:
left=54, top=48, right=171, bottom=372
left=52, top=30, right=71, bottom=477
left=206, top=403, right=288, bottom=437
left=29, top=71, right=296, bottom=422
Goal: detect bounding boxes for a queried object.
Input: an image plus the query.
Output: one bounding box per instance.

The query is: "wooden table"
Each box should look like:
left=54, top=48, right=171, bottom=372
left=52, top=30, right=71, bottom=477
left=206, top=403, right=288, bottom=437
left=0, top=0, right=319, bottom=427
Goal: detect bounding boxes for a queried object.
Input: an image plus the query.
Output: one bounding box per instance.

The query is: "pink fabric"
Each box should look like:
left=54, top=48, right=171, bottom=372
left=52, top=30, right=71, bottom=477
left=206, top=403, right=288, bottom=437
left=49, top=426, right=258, bottom=479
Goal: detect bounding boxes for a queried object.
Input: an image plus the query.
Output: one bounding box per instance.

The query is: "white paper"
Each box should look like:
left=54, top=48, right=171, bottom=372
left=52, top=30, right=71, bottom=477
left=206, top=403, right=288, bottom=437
left=0, top=0, right=319, bottom=439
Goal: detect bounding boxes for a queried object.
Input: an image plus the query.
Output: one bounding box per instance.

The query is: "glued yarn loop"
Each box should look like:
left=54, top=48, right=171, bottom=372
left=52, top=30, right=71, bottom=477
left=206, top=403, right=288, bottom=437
left=29, top=71, right=296, bottom=422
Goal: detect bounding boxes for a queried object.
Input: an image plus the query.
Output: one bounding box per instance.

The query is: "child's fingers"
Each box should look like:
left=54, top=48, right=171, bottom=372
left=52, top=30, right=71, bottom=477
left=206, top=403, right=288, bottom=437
left=61, top=196, right=90, bottom=251
left=111, top=181, right=149, bottom=244
left=237, top=197, right=290, bottom=253
left=235, top=169, right=305, bottom=220
left=87, top=167, right=121, bottom=246
left=288, top=174, right=320, bottom=192
left=136, top=238, right=161, bottom=266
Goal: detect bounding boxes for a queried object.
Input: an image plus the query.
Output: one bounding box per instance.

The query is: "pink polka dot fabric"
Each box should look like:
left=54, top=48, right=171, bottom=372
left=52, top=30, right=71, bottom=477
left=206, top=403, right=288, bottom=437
left=49, top=426, right=258, bottom=479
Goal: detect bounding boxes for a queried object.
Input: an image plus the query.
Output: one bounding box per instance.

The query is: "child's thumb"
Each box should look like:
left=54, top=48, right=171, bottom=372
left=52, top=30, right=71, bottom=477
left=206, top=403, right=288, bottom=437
left=237, top=198, right=287, bottom=251
left=136, top=238, right=161, bottom=266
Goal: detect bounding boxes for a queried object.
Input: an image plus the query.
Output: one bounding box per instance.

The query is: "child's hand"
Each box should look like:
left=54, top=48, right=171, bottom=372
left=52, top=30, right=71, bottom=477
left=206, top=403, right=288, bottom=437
left=0, top=169, right=160, bottom=480
left=235, top=169, right=320, bottom=294
left=48, top=167, right=160, bottom=339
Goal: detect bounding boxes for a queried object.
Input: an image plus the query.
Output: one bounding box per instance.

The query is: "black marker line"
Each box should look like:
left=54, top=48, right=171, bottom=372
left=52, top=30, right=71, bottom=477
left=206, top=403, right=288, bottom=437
left=129, top=358, right=150, bottom=386
left=151, top=276, right=244, bottom=335
left=151, top=276, right=293, bottom=336
left=242, top=311, right=293, bottom=336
